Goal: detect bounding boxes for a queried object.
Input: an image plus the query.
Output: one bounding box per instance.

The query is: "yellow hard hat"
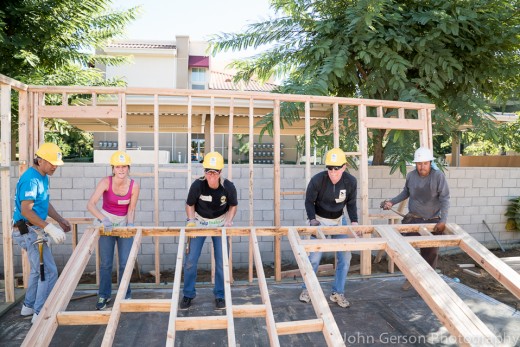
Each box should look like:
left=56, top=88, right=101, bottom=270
left=35, top=143, right=64, bottom=166
left=202, top=151, right=224, bottom=170
left=325, top=148, right=346, bottom=166
left=110, top=151, right=131, bottom=166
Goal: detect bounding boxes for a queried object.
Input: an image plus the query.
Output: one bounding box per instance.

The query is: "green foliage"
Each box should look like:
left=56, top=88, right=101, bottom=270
left=233, top=134, right=250, bottom=163
left=210, top=0, right=520, bottom=171
left=505, top=197, right=520, bottom=231
left=0, top=0, right=140, bottom=157
left=463, top=118, right=520, bottom=155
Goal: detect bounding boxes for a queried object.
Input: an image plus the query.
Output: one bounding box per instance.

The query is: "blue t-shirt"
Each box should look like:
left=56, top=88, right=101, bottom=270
left=13, top=167, right=50, bottom=222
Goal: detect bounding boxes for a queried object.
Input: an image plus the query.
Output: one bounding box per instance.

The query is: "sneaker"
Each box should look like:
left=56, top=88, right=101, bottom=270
left=330, top=292, right=350, bottom=308
left=299, top=289, right=311, bottom=303
left=215, top=298, right=226, bottom=310
left=21, top=304, right=34, bottom=316
left=179, top=296, right=193, bottom=310
left=95, top=297, right=111, bottom=310
left=401, top=280, right=413, bottom=291
left=31, top=313, right=38, bottom=324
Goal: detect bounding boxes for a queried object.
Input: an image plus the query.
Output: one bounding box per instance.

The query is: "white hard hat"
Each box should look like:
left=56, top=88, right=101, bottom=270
left=413, top=147, right=434, bottom=162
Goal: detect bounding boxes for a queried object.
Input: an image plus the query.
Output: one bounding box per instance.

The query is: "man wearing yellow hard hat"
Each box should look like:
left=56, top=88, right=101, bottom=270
left=300, top=148, right=358, bottom=308
left=180, top=151, right=238, bottom=310
left=12, top=142, right=71, bottom=324
left=87, top=151, right=140, bottom=310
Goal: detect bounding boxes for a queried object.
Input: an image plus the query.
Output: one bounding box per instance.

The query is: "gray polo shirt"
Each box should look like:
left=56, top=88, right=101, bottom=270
left=390, top=169, right=450, bottom=223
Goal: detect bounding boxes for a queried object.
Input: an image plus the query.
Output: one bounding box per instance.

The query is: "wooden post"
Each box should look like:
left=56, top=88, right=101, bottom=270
left=358, top=104, right=371, bottom=275
left=273, top=100, right=281, bottom=281
left=227, top=98, right=234, bottom=283
left=1, top=84, right=14, bottom=302
left=248, top=98, right=254, bottom=283
left=153, top=94, right=160, bottom=284
left=333, top=103, right=339, bottom=148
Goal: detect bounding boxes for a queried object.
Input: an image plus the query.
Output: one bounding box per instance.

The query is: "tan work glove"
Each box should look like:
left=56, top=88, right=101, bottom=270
left=44, top=224, right=66, bottom=244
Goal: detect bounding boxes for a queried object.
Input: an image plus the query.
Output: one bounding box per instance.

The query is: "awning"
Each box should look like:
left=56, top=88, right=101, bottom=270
left=188, top=55, right=210, bottom=68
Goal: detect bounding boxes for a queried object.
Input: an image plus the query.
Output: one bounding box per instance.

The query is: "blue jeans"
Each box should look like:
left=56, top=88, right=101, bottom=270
left=98, top=235, right=133, bottom=299
left=303, top=216, right=352, bottom=294
left=183, top=236, right=228, bottom=299
left=13, top=227, right=58, bottom=315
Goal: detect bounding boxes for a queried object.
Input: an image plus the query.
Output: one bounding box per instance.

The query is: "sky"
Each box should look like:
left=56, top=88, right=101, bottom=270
left=112, top=0, right=275, bottom=44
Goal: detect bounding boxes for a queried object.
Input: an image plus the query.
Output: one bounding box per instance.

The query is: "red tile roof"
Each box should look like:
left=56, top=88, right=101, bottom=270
left=210, top=71, right=277, bottom=92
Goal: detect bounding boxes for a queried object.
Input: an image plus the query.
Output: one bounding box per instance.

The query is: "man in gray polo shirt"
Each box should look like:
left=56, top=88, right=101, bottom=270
left=381, top=147, right=450, bottom=289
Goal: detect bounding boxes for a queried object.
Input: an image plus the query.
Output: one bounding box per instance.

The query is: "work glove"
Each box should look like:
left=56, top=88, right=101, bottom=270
left=101, top=217, right=113, bottom=233
left=186, top=221, right=196, bottom=228
left=380, top=200, right=392, bottom=210
left=44, top=223, right=66, bottom=244
left=309, top=219, right=321, bottom=226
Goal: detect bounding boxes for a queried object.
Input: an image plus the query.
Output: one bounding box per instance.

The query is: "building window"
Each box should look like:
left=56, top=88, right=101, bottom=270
left=191, top=68, right=206, bottom=90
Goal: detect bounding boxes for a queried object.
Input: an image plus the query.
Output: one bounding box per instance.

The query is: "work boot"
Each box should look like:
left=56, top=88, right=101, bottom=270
left=95, top=297, right=111, bottom=310
left=330, top=292, right=350, bottom=308
left=21, top=304, right=34, bottom=316
left=215, top=298, right=226, bottom=310
left=299, top=289, right=311, bottom=303
left=401, top=280, right=413, bottom=291
left=179, top=296, right=193, bottom=310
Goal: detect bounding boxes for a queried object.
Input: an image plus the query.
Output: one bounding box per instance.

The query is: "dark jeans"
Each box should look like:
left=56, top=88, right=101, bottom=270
left=402, top=216, right=442, bottom=269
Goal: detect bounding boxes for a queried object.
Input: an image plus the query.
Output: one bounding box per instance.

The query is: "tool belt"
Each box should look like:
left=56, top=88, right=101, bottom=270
left=13, top=220, right=32, bottom=235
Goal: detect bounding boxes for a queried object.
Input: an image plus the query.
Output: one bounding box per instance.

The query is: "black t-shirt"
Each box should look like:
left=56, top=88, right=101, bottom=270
left=305, top=170, right=358, bottom=222
left=186, top=178, right=238, bottom=219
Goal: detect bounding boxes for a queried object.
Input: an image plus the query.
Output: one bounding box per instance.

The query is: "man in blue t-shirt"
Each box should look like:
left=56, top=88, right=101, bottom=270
left=12, top=143, right=71, bottom=324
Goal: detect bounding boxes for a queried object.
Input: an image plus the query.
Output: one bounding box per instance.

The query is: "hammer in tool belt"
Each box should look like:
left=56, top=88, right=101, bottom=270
left=33, top=237, right=47, bottom=281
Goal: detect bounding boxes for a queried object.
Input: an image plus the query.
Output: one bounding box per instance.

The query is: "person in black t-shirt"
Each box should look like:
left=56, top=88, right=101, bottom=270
left=179, top=152, right=238, bottom=311
left=300, top=148, right=358, bottom=308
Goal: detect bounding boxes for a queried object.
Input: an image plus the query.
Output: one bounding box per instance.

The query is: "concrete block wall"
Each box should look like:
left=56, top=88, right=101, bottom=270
left=1, top=163, right=519, bottom=275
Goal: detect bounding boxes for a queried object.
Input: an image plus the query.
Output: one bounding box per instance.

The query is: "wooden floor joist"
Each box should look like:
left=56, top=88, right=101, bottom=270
left=22, top=224, right=520, bottom=347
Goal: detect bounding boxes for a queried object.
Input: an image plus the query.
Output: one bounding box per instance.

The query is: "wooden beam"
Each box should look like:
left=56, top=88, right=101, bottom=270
left=276, top=318, right=324, bottom=336
left=22, top=228, right=99, bottom=347
left=447, top=223, right=520, bottom=300
left=376, top=225, right=498, bottom=346
left=175, top=316, right=228, bottom=331
left=38, top=105, right=120, bottom=119
left=165, top=229, right=187, bottom=346
left=101, top=229, right=143, bottom=347
left=0, top=73, right=28, bottom=91
left=287, top=228, right=345, bottom=347
left=221, top=229, right=237, bottom=347
left=363, top=117, right=426, bottom=131
left=300, top=238, right=387, bottom=252
left=1, top=84, right=14, bottom=302
left=251, top=229, right=280, bottom=346
left=56, top=311, right=111, bottom=325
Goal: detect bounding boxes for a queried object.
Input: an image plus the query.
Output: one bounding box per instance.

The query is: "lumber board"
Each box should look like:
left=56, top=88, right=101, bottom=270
left=39, top=105, right=120, bottom=119
left=56, top=311, right=111, bottom=325
left=276, top=318, right=324, bottom=335
left=376, top=225, right=498, bottom=346
left=101, top=229, right=143, bottom=347
left=175, top=316, right=228, bottom=330
left=251, top=229, right=280, bottom=346
left=221, top=229, right=237, bottom=347
left=447, top=223, right=520, bottom=300
left=287, top=228, right=345, bottom=347
left=165, top=230, right=187, bottom=346
left=22, top=228, right=99, bottom=347
left=462, top=269, right=483, bottom=278
left=300, top=237, right=387, bottom=252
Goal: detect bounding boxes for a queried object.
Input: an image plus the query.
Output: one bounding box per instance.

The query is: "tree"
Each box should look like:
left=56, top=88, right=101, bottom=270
left=0, top=0, right=140, bottom=157
left=210, top=0, right=520, bottom=175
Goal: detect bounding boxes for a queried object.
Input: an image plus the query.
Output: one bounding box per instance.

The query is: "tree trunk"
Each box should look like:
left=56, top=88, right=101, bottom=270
left=372, top=129, right=386, bottom=165
left=450, top=132, right=460, bottom=167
